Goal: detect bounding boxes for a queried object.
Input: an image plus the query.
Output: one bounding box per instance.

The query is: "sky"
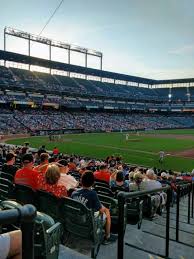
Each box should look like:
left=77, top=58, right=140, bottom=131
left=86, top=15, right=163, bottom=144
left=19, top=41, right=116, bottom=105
left=1, top=0, right=194, bottom=80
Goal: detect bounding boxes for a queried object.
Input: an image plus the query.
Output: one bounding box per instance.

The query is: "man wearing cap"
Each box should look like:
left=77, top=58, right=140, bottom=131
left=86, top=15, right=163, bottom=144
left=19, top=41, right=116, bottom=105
left=1, top=152, right=18, bottom=181
left=14, top=154, right=39, bottom=190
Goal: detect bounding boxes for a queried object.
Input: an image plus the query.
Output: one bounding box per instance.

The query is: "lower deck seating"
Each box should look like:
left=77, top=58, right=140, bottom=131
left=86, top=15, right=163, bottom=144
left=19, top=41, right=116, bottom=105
left=0, top=200, right=62, bottom=259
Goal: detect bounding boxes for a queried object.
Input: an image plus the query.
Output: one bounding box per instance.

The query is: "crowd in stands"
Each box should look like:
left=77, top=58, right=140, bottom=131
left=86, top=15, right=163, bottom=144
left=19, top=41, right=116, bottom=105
left=0, top=141, right=193, bottom=258
left=0, top=108, right=193, bottom=134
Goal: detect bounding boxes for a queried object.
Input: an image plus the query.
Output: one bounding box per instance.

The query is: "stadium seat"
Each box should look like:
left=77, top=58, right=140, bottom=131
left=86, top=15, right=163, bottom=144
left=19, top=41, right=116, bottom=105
left=37, top=190, right=61, bottom=222
left=34, top=211, right=62, bottom=259
left=0, top=200, right=62, bottom=259
left=0, top=171, right=14, bottom=182
left=94, top=179, right=110, bottom=188
left=126, top=198, right=143, bottom=229
left=94, top=185, right=115, bottom=198
left=0, top=178, right=14, bottom=201
left=97, top=194, right=127, bottom=234
left=59, top=197, right=104, bottom=259
left=14, top=184, right=37, bottom=206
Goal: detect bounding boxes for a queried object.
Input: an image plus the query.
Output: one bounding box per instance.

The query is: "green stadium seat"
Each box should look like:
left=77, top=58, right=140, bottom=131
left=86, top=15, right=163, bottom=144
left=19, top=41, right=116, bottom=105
left=34, top=211, right=62, bottom=259
left=36, top=190, right=61, bottom=222
left=14, top=184, right=37, bottom=206
left=59, top=197, right=104, bottom=259
left=97, top=193, right=127, bottom=234
left=126, top=198, right=143, bottom=229
left=0, top=178, right=14, bottom=201
left=94, top=185, right=115, bottom=198
left=0, top=200, right=62, bottom=259
left=0, top=171, right=14, bottom=182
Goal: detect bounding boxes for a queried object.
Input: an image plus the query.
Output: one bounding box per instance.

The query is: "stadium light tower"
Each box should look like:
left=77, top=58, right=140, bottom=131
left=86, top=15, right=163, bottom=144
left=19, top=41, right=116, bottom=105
left=4, top=27, right=103, bottom=73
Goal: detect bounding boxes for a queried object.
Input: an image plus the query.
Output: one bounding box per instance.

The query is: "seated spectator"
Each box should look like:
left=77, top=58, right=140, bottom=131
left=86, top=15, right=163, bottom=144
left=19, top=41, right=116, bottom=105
left=14, top=154, right=39, bottom=190
left=68, top=157, right=77, bottom=171
left=1, top=152, right=18, bottom=181
left=0, top=230, right=22, bottom=259
left=37, top=164, right=67, bottom=198
left=110, top=170, right=129, bottom=192
left=57, top=160, right=78, bottom=191
left=142, top=169, right=162, bottom=190
left=71, top=171, right=117, bottom=244
left=38, top=145, right=46, bottom=157
left=129, top=171, right=144, bottom=191
left=94, top=164, right=111, bottom=183
left=143, top=169, right=167, bottom=215
left=34, top=153, right=49, bottom=174
left=159, top=172, right=171, bottom=186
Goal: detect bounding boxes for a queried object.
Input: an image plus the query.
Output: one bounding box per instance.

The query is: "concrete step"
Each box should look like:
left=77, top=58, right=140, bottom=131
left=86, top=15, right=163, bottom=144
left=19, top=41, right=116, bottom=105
left=124, top=224, right=194, bottom=259
left=142, top=220, right=194, bottom=247
left=59, top=245, right=90, bottom=259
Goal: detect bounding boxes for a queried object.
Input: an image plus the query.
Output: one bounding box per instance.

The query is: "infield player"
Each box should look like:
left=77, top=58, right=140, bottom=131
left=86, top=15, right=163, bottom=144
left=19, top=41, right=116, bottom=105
left=159, top=150, right=165, bottom=164
left=125, top=133, right=129, bottom=141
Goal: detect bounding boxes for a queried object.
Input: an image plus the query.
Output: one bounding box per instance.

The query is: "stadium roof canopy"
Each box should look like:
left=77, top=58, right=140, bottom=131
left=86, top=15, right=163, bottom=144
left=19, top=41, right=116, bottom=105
left=1, top=50, right=194, bottom=85
left=0, top=50, right=155, bottom=84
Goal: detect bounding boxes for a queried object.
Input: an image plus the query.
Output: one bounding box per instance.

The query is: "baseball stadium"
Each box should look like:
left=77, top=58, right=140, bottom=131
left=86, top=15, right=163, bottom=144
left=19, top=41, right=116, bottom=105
left=1, top=1, right=194, bottom=259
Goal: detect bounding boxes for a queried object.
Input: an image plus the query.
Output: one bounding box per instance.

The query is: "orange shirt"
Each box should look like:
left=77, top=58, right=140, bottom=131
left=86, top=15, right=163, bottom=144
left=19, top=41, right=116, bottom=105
left=94, top=170, right=110, bottom=183
left=14, top=167, right=39, bottom=190
left=53, top=148, right=59, bottom=155
left=68, top=162, right=76, bottom=171
left=34, top=163, right=48, bottom=174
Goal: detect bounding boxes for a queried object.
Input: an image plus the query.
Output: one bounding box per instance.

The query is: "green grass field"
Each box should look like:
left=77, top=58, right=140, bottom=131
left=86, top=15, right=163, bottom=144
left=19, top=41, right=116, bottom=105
left=6, top=129, right=194, bottom=172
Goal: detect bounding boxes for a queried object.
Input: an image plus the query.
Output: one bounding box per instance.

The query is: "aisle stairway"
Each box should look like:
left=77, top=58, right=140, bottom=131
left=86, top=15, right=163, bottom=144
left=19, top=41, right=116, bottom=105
left=59, top=196, right=194, bottom=259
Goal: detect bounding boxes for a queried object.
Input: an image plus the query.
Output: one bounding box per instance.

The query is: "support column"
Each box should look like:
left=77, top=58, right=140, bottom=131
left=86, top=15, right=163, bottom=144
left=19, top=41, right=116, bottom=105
left=67, top=48, right=70, bottom=77
left=28, top=36, right=31, bottom=70
left=85, top=52, right=87, bottom=79
left=4, top=28, right=6, bottom=66
left=49, top=42, right=52, bottom=74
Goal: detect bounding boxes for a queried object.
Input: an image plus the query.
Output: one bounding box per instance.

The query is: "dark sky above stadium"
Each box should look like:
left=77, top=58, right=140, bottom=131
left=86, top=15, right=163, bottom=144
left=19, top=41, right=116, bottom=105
left=1, top=0, right=194, bottom=79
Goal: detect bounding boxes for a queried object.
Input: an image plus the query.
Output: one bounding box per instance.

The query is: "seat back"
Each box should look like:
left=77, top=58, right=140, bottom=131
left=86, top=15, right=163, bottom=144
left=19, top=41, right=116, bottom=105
left=97, top=194, right=118, bottom=215
left=14, top=184, right=37, bottom=206
left=0, top=171, right=14, bottom=182
left=98, top=194, right=127, bottom=234
left=37, top=190, right=60, bottom=221
left=60, top=197, right=97, bottom=240
left=94, top=186, right=114, bottom=198
left=94, top=180, right=110, bottom=188
left=0, top=178, right=14, bottom=201
left=34, top=211, right=61, bottom=259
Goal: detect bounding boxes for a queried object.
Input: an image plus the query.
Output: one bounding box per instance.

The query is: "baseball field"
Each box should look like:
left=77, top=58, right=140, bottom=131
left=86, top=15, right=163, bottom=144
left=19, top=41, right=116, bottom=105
left=6, top=129, right=194, bottom=172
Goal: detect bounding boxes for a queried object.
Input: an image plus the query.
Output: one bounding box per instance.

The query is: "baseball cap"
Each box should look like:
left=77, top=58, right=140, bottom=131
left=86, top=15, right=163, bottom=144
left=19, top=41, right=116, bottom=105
left=6, top=152, right=16, bottom=162
left=22, top=153, right=34, bottom=163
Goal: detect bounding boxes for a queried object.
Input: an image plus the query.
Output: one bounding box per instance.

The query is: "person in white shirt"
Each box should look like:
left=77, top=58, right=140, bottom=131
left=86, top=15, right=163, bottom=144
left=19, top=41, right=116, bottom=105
left=159, top=151, right=165, bottom=164
left=125, top=134, right=129, bottom=141
left=142, top=169, right=163, bottom=217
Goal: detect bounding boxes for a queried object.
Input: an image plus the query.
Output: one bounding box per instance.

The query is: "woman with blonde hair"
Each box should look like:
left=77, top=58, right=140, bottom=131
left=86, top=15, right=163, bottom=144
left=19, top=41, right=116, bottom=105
left=37, top=164, right=67, bottom=198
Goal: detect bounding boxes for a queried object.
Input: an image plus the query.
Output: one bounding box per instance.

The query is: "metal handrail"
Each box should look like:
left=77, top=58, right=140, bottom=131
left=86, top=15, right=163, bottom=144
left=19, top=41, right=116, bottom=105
left=0, top=204, right=37, bottom=259
left=117, top=186, right=171, bottom=259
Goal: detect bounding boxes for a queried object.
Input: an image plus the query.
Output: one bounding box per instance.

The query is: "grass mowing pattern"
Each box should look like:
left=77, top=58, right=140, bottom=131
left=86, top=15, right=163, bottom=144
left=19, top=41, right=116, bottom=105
left=6, top=130, right=194, bottom=172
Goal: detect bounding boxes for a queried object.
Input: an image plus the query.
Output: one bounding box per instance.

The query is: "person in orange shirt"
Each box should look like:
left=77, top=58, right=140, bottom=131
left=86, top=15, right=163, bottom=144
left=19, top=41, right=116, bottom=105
left=53, top=147, right=59, bottom=156
left=94, top=164, right=111, bottom=183
left=14, top=153, right=39, bottom=190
